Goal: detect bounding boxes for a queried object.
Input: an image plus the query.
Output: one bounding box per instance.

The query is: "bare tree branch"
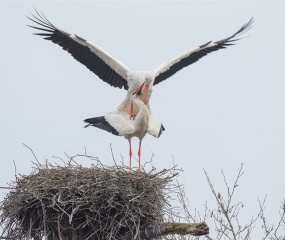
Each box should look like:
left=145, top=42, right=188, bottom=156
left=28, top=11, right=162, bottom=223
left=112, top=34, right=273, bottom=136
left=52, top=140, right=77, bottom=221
left=138, top=222, right=209, bottom=239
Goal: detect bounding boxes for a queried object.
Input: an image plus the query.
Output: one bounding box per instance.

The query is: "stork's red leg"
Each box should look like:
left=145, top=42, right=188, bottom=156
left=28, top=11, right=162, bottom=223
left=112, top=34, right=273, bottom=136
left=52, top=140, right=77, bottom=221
left=138, top=140, right=142, bottom=173
left=128, top=139, right=132, bottom=172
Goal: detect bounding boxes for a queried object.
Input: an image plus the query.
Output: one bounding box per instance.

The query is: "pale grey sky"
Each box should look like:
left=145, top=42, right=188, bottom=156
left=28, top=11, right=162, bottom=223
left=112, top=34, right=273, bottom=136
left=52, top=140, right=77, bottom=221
left=1, top=1, right=285, bottom=238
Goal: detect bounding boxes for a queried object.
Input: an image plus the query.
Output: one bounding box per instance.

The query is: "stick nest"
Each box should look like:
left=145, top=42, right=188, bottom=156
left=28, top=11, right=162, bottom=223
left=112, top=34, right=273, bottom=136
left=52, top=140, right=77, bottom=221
left=0, top=156, right=179, bottom=239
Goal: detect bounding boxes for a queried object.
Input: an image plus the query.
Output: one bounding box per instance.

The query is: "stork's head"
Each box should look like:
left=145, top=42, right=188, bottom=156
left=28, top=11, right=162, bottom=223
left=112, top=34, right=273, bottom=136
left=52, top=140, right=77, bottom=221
left=145, top=72, right=154, bottom=84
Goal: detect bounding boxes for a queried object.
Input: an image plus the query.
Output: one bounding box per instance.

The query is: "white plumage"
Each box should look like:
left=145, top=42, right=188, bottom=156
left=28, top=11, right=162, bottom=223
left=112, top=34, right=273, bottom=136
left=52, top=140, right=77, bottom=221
left=84, top=83, right=164, bottom=171
left=28, top=11, right=253, bottom=117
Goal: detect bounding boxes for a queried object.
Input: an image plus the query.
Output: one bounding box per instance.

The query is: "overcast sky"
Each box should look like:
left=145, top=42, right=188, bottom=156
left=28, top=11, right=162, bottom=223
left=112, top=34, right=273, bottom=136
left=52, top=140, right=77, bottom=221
left=1, top=1, right=285, bottom=238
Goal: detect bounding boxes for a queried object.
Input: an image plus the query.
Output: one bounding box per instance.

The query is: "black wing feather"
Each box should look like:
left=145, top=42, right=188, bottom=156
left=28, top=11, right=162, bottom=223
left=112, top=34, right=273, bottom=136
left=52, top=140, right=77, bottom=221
left=154, top=18, right=254, bottom=85
left=84, top=116, right=119, bottom=136
left=27, top=11, right=128, bottom=90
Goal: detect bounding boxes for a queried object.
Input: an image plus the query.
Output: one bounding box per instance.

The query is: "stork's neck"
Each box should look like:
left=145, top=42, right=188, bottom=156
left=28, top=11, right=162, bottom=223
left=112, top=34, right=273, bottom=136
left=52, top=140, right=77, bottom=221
left=132, top=97, right=149, bottom=126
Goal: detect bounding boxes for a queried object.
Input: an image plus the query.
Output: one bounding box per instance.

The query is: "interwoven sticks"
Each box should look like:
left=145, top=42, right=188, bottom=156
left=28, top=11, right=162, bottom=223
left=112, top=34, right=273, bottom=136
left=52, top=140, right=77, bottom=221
left=0, top=159, right=178, bottom=239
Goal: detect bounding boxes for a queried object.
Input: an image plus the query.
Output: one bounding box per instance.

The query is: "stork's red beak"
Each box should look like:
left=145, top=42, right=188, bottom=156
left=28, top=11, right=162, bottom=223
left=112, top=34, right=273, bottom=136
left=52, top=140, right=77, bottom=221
left=135, top=82, right=149, bottom=104
left=143, top=83, right=150, bottom=104
left=136, top=82, right=145, bottom=95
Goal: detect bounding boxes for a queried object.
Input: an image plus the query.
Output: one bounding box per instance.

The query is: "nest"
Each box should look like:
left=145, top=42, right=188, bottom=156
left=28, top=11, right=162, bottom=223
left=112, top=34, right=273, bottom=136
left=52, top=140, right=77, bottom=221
left=0, top=156, right=178, bottom=239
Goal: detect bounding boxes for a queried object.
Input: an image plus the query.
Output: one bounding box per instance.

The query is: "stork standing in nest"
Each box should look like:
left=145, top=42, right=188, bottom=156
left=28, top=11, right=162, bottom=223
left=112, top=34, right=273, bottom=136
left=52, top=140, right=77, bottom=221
left=84, top=83, right=165, bottom=172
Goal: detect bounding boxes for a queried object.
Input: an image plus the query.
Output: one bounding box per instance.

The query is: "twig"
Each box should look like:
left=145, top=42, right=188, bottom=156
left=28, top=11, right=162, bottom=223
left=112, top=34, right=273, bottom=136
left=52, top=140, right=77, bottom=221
left=0, top=187, right=15, bottom=190
left=110, top=143, right=118, bottom=168
left=22, top=143, right=40, bottom=164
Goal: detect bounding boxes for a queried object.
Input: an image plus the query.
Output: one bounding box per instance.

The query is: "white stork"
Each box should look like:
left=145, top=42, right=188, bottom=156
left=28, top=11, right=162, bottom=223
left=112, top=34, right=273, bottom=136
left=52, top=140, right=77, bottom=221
left=27, top=10, right=253, bottom=117
left=84, top=83, right=165, bottom=172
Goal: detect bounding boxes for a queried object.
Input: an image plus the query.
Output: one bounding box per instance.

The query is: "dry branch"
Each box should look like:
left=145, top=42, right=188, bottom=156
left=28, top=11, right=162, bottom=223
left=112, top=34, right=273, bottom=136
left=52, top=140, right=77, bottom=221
left=139, top=222, right=209, bottom=239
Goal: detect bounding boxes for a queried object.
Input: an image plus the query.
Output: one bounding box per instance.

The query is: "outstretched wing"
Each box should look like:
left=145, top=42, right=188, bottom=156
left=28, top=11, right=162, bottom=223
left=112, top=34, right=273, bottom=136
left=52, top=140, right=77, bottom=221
left=148, top=116, right=165, bottom=138
left=153, top=18, right=253, bottom=85
left=27, top=10, right=129, bottom=90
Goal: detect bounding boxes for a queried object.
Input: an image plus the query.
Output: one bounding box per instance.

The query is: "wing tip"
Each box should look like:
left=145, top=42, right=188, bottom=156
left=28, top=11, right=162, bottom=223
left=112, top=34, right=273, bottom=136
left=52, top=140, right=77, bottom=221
left=27, top=8, right=57, bottom=33
left=215, top=17, right=254, bottom=46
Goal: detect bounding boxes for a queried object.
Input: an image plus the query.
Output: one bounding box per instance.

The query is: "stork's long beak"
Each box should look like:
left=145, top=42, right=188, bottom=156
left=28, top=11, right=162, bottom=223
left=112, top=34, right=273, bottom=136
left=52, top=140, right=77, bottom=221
left=143, top=83, right=150, bottom=104
left=136, top=82, right=145, bottom=95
